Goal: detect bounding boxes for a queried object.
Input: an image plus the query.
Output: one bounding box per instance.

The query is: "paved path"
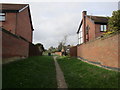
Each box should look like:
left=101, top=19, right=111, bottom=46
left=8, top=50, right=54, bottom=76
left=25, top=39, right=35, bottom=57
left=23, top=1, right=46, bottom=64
left=53, top=56, right=68, bottom=88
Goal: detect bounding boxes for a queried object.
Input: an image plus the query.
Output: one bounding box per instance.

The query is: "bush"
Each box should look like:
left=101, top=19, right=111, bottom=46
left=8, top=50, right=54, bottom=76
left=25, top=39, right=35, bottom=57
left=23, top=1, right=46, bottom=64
left=108, top=10, right=120, bottom=32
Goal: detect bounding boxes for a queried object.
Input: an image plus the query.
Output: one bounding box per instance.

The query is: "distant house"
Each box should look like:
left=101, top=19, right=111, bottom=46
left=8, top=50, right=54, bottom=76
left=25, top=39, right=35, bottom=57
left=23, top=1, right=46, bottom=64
left=77, top=11, right=108, bottom=44
left=0, top=3, right=39, bottom=62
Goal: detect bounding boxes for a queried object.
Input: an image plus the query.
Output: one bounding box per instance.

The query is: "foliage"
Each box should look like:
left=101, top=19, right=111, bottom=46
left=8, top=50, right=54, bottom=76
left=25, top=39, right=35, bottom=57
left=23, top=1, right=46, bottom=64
left=108, top=10, right=120, bottom=32
left=58, top=35, right=68, bottom=52
left=48, top=46, right=57, bottom=53
left=102, top=31, right=115, bottom=37
left=58, top=42, right=63, bottom=51
left=35, top=43, right=45, bottom=52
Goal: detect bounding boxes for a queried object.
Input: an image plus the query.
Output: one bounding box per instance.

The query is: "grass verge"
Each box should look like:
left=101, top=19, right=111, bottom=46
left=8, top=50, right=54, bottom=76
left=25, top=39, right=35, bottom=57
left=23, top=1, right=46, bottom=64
left=3, top=56, right=57, bottom=88
left=57, top=56, right=119, bottom=88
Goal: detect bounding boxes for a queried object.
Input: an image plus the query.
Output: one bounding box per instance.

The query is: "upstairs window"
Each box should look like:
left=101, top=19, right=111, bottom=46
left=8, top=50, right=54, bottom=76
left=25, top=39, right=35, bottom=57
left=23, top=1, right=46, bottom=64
left=86, top=25, right=90, bottom=34
left=78, top=30, right=83, bottom=44
left=100, top=25, right=107, bottom=32
left=0, top=13, right=5, bottom=21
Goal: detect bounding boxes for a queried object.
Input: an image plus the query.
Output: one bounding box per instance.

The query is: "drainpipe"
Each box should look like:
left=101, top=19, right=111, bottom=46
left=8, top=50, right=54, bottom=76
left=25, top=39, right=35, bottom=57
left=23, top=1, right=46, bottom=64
left=15, top=12, right=18, bottom=34
left=82, top=11, right=87, bottom=43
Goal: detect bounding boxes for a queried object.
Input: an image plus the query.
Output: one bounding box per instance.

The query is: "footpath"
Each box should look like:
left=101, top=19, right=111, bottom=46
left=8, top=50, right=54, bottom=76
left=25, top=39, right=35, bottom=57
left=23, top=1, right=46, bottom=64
left=53, top=56, right=68, bottom=88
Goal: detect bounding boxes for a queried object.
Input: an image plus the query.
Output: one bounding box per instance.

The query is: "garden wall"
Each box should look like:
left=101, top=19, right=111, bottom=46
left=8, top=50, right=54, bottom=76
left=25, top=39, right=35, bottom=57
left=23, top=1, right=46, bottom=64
left=1, top=28, right=42, bottom=63
left=77, top=34, right=120, bottom=68
left=2, top=29, right=29, bottom=60
left=55, top=52, right=62, bottom=56
left=70, top=46, right=77, bottom=57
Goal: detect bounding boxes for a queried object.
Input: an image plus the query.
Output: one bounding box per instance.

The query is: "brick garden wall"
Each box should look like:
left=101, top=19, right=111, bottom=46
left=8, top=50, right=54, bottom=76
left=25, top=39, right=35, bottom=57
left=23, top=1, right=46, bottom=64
left=70, top=46, right=77, bottom=57
left=2, top=29, right=29, bottom=59
left=2, top=28, right=42, bottom=63
left=55, top=52, right=62, bottom=56
left=77, top=34, right=120, bottom=68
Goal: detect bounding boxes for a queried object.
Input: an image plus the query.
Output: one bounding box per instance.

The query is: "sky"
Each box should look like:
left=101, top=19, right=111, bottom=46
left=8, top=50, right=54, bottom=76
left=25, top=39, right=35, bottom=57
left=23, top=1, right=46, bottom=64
left=0, top=0, right=119, bottom=49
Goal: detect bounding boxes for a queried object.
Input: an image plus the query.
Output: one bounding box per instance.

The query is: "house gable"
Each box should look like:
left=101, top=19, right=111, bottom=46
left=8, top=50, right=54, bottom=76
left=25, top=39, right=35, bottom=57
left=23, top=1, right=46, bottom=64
left=77, top=11, right=108, bottom=44
left=0, top=3, right=34, bottom=31
left=0, top=3, right=34, bottom=42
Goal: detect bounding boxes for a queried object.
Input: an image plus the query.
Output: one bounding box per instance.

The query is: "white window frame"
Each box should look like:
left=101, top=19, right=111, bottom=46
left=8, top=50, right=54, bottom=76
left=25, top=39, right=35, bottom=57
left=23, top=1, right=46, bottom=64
left=100, top=25, right=107, bottom=32
left=78, top=29, right=83, bottom=44
left=0, top=13, right=5, bottom=21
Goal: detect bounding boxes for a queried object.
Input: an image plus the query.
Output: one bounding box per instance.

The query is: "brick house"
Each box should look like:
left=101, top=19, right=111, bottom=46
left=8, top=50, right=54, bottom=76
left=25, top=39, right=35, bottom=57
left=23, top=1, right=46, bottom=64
left=70, top=11, right=120, bottom=68
left=77, top=11, right=108, bottom=44
left=0, top=3, right=42, bottom=62
left=0, top=3, right=33, bottom=42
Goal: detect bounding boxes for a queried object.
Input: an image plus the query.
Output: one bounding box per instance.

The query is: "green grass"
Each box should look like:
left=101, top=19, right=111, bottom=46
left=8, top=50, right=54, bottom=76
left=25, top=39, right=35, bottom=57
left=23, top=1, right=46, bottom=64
left=3, top=56, right=57, bottom=88
left=57, top=56, right=119, bottom=88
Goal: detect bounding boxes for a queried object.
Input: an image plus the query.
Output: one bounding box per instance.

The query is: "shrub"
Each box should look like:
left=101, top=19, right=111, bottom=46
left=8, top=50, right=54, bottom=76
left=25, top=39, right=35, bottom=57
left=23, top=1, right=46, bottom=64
left=108, top=10, right=120, bottom=32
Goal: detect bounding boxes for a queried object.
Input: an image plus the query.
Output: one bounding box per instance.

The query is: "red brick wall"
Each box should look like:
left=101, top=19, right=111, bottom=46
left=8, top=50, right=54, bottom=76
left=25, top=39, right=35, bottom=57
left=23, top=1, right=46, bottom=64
left=83, top=17, right=107, bottom=42
left=2, top=29, right=29, bottom=59
left=86, top=17, right=96, bottom=41
left=16, top=8, right=32, bottom=42
left=77, top=34, right=119, bottom=68
left=70, top=46, right=77, bottom=57
left=1, top=7, right=33, bottom=43
left=95, top=24, right=107, bottom=38
left=55, top=52, right=62, bottom=56
left=1, top=13, right=17, bottom=34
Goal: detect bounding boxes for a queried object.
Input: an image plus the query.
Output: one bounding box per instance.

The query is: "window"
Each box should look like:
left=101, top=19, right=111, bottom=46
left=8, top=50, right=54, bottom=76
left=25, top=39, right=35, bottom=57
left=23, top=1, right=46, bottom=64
left=100, top=25, right=107, bottom=32
left=86, top=25, right=90, bottom=34
left=78, top=30, right=83, bottom=44
left=0, top=13, right=5, bottom=21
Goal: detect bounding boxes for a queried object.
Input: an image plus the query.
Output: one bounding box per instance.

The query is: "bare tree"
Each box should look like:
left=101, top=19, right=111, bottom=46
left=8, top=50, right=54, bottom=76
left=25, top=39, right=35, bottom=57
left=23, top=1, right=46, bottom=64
left=62, top=35, right=68, bottom=46
left=57, top=35, right=68, bottom=52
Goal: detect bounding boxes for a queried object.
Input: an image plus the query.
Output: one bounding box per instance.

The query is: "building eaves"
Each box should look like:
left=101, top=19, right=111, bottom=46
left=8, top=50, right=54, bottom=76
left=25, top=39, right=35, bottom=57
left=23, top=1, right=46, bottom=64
left=87, top=15, right=108, bottom=24
left=0, top=3, right=28, bottom=13
left=0, top=3, right=34, bottom=31
left=77, top=19, right=83, bottom=34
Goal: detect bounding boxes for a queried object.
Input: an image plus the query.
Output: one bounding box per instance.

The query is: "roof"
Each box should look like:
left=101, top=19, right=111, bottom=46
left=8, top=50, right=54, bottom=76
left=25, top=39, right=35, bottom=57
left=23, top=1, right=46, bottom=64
left=87, top=15, right=108, bottom=24
left=77, top=15, right=108, bottom=34
left=0, top=3, right=34, bottom=31
left=77, top=19, right=83, bottom=34
left=0, top=3, right=28, bottom=12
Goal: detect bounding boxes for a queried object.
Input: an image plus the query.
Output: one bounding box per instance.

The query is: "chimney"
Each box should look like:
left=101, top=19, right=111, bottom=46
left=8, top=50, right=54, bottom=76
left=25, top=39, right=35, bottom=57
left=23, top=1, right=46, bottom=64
left=82, top=11, right=87, bottom=18
left=82, top=11, right=87, bottom=43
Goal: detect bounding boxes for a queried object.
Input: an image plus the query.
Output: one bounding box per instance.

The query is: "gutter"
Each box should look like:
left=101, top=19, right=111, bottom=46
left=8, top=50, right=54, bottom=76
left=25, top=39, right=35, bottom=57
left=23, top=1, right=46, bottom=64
left=19, top=5, right=29, bottom=12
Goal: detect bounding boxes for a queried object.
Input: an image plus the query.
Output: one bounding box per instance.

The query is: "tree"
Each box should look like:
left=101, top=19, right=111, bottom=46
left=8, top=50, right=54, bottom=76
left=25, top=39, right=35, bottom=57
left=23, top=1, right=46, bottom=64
left=57, top=35, right=68, bottom=52
left=58, top=42, right=63, bottom=51
left=108, top=10, right=120, bottom=32
left=35, top=43, right=45, bottom=52
left=48, top=46, right=57, bottom=53
left=62, top=35, right=67, bottom=46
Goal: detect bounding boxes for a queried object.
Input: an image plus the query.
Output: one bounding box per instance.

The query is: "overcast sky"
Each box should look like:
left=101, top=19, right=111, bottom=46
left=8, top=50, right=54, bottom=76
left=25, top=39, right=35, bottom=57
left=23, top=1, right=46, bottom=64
left=0, top=1, right=119, bottom=49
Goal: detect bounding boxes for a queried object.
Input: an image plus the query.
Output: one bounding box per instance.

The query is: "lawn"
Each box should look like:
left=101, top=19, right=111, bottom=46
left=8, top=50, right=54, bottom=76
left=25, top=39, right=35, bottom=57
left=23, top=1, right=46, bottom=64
left=57, top=56, right=119, bottom=88
left=2, top=56, right=57, bottom=88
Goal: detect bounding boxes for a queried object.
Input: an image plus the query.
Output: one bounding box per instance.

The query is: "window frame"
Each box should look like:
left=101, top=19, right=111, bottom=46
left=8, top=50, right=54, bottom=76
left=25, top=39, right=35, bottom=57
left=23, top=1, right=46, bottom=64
left=0, top=13, right=6, bottom=22
left=100, top=25, right=107, bottom=32
left=78, top=30, right=83, bottom=44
